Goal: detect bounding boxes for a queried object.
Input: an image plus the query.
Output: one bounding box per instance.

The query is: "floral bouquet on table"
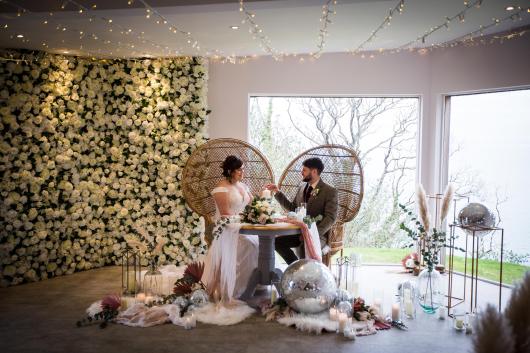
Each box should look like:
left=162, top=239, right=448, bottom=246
left=212, top=197, right=276, bottom=240
left=240, top=197, right=275, bottom=225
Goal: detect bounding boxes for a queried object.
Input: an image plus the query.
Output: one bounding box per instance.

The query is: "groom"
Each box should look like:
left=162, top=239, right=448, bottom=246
left=265, top=158, right=338, bottom=264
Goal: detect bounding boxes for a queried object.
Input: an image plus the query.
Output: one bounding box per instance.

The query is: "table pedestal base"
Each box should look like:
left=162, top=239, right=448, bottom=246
left=238, top=224, right=301, bottom=302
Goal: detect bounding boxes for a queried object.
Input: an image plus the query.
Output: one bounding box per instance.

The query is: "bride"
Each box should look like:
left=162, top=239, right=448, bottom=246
left=202, top=155, right=258, bottom=303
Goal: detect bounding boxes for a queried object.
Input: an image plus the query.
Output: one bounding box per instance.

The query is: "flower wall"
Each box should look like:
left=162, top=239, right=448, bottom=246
left=0, top=52, right=209, bottom=286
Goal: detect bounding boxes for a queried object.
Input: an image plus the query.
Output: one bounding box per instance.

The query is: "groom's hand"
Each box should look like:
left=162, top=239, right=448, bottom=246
left=264, top=183, right=279, bottom=193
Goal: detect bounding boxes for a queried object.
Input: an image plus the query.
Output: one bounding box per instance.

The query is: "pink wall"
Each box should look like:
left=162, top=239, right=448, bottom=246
left=207, top=35, right=530, bottom=192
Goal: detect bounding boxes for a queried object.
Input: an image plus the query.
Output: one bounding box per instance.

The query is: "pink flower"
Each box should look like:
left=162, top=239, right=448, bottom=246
left=101, top=294, right=121, bottom=311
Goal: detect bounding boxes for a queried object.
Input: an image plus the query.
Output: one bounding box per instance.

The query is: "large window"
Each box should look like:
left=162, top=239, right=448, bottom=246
left=446, top=89, right=530, bottom=284
left=249, top=96, right=420, bottom=263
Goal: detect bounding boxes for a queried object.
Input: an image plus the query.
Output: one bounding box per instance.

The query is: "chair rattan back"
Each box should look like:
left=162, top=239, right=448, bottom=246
left=182, top=138, right=275, bottom=243
left=278, top=145, right=363, bottom=265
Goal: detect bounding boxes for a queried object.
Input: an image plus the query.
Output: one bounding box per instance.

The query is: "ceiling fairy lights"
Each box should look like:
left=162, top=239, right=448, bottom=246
left=350, top=0, right=405, bottom=56
left=0, top=0, right=151, bottom=58
left=310, top=0, right=337, bottom=59
left=398, top=0, right=483, bottom=50
left=62, top=0, right=166, bottom=57
left=239, top=0, right=338, bottom=61
left=0, top=0, right=529, bottom=63
left=432, top=6, right=529, bottom=50
left=137, top=0, right=251, bottom=62
left=238, top=0, right=282, bottom=60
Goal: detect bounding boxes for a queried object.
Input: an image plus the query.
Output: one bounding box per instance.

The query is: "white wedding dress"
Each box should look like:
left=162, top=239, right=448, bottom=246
left=202, top=182, right=259, bottom=302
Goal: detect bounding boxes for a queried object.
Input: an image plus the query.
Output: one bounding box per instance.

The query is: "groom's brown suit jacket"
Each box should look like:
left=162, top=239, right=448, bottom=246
left=274, top=179, right=338, bottom=248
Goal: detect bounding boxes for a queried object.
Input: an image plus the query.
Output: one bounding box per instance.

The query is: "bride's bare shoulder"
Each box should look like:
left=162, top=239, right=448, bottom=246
left=216, top=180, right=231, bottom=188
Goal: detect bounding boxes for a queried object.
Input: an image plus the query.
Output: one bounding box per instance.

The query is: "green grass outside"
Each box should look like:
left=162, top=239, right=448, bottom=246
left=335, top=247, right=530, bottom=286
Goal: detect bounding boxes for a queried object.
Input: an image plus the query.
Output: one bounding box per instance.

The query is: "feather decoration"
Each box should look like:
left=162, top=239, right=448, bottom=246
left=440, top=183, right=454, bottom=225
left=416, top=184, right=431, bottom=233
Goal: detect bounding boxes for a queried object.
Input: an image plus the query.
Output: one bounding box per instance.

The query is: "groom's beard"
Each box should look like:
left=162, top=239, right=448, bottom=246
left=302, top=175, right=311, bottom=182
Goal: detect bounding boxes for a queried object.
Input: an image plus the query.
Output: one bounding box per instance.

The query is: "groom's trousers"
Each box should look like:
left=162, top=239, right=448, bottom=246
left=275, top=235, right=305, bottom=265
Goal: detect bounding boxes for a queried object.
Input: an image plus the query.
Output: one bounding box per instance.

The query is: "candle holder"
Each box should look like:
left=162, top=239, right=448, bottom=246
left=372, top=288, right=384, bottom=316
left=452, top=310, right=466, bottom=331
left=270, top=279, right=280, bottom=305
left=334, top=254, right=361, bottom=295
left=400, top=280, right=417, bottom=319
left=465, top=311, right=476, bottom=334
left=336, top=301, right=352, bottom=333
left=343, top=325, right=357, bottom=340
left=142, top=260, right=163, bottom=297
left=121, top=246, right=141, bottom=295
left=183, top=313, right=197, bottom=330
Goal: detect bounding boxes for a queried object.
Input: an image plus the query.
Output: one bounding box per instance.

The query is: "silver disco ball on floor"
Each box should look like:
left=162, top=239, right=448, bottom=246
left=279, top=259, right=337, bottom=314
left=458, top=203, right=496, bottom=237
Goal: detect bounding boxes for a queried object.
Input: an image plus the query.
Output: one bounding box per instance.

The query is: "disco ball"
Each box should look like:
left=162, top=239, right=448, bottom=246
left=337, top=301, right=353, bottom=316
left=280, top=259, right=337, bottom=314
left=458, top=203, right=496, bottom=237
left=190, top=289, right=209, bottom=307
left=172, top=296, right=189, bottom=308
left=334, top=288, right=353, bottom=304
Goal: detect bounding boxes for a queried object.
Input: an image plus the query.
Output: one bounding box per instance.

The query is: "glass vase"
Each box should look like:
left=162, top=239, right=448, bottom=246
left=143, top=262, right=163, bottom=297
left=417, top=268, right=442, bottom=314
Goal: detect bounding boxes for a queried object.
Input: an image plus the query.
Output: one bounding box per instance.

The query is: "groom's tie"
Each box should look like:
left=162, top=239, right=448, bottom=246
left=304, top=185, right=313, bottom=203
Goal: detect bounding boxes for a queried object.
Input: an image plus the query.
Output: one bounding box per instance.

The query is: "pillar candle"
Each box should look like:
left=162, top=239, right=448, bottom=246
left=338, top=313, right=348, bottom=333
left=391, top=303, right=400, bottom=321
left=438, top=306, right=446, bottom=320
left=405, top=300, right=413, bottom=316
left=270, top=287, right=277, bottom=305
left=136, top=292, right=146, bottom=303
left=329, top=308, right=338, bottom=321
left=373, top=298, right=382, bottom=314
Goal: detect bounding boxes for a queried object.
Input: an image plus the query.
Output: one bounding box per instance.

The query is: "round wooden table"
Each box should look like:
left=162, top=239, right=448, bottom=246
left=239, top=223, right=301, bottom=300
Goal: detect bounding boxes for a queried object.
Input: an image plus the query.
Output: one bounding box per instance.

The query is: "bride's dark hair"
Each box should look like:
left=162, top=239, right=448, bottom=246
left=222, top=155, right=243, bottom=179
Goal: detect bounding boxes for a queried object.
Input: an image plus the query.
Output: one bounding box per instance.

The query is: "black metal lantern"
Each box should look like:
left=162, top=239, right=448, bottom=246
left=121, top=246, right=141, bottom=295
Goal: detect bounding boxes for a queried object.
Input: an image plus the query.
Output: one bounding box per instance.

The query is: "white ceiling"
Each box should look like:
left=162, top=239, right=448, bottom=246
left=0, top=0, right=529, bottom=58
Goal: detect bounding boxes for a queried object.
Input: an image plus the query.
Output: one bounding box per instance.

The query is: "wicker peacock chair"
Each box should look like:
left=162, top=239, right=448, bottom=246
left=182, top=138, right=275, bottom=246
left=278, top=145, right=364, bottom=266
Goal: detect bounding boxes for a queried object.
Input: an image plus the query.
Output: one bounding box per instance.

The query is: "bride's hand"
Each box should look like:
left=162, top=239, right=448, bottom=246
left=264, top=183, right=279, bottom=193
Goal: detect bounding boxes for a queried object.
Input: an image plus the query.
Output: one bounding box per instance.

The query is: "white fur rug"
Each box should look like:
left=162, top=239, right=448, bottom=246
left=114, top=301, right=255, bottom=327
left=193, top=302, right=256, bottom=326
left=277, top=312, right=376, bottom=335
left=278, top=312, right=337, bottom=334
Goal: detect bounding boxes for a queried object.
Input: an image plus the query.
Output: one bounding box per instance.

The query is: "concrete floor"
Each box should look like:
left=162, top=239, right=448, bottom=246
left=0, top=265, right=477, bottom=353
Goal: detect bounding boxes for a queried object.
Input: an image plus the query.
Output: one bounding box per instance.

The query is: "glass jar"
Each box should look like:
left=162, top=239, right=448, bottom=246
left=400, top=280, right=417, bottom=319
left=142, top=262, right=163, bottom=297
left=453, top=311, right=466, bottom=331
left=417, top=268, right=443, bottom=314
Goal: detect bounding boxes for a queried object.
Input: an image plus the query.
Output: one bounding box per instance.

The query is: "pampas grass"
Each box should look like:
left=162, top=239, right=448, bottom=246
left=474, top=273, right=530, bottom=353
left=473, top=305, right=514, bottom=353
left=416, top=184, right=430, bottom=233
left=440, top=183, right=454, bottom=225
left=504, top=272, right=530, bottom=352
